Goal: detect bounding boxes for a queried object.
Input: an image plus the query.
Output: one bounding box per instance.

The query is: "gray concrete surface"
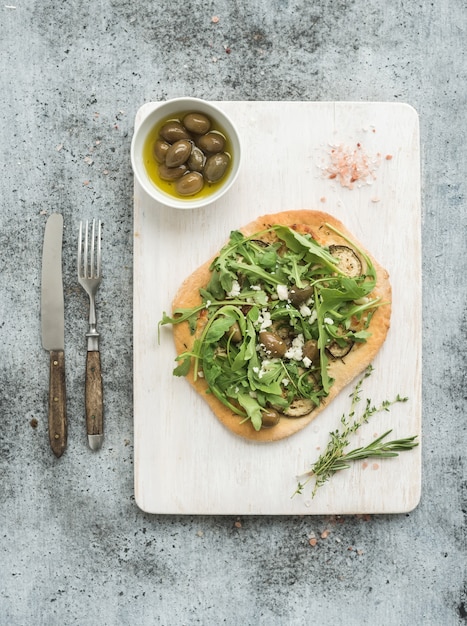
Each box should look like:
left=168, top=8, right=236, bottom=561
left=0, top=1, right=466, bottom=624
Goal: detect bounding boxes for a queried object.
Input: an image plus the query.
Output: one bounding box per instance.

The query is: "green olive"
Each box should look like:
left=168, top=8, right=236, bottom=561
left=175, top=172, right=204, bottom=196
left=302, top=339, right=319, bottom=364
left=165, top=139, right=192, bottom=168
left=183, top=112, right=211, bottom=135
left=197, top=131, right=226, bottom=154
left=187, top=146, right=206, bottom=172
left=259, top=331, right=288, bottom=358
left=158, top=163, right=188, bottom=181
left=227, top=321, right=242, bottom=343
left=153, top=139, right=170, bottom=163
left=204, top=153, right=230, bottom=183
left=288, top=284, right=314, bottom=306
left=159, top=121, right=191, bottom=143
left=261, top=409, right=281, bottom=429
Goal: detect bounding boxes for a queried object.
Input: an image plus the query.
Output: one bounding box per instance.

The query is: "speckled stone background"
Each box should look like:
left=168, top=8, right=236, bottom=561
left=1, top=1, right=466, bottom=625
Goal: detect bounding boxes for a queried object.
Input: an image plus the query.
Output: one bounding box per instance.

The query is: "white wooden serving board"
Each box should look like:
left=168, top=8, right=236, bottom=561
left=133, top=101, right=421, bottom=515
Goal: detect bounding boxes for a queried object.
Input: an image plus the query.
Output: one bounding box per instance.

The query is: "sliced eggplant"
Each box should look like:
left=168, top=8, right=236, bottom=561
left=326, top=338, right=354, bottom=359
left=329, top=245, right=362, bottom=277
left=282, top=398, right=316, bottom=418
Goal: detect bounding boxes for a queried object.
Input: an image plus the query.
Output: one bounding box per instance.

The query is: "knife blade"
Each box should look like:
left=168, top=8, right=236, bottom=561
left=41, top=214, right=67, bottom=457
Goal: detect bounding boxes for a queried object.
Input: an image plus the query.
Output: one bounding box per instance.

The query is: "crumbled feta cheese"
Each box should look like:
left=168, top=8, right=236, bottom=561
left=227, top=279, right=241, bottom=297
left=276, top=284, right=289, bottom=301
left=300, top=304, right=312, bottom=317
left=251, top=284, right=261, bottom=291
left=282, top=378, right=290, bottom=386
left=302, top=356, right=312, bottom=368
left=324, top=317, right=334, bottom=325
left=285, top=334, right=305, bottom=360
left=308, top=310, right=318, bottom=324
left=258, top=309, right=272, bottom=331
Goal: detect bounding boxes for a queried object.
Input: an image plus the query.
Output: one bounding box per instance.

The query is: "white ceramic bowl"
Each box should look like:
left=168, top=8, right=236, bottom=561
left=131, top=97, right=242, bottom=210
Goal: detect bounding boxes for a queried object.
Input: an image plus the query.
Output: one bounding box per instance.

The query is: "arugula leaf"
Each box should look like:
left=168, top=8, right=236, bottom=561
left=274, top=226, right=342, bottom=273
left=236, top=393, right=263, bottom=431
left=173, top=355, right=192, bottom=377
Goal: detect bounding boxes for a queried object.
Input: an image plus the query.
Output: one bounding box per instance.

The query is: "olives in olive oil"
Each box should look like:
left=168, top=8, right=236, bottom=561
left=143, top=111, right=233, bottom=200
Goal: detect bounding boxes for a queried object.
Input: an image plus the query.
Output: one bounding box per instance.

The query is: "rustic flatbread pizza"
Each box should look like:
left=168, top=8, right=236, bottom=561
left=160, top=210, right=391, bottom=442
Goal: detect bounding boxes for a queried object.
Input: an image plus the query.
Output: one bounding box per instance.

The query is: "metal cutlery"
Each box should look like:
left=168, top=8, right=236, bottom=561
left=78, top=219, right=104, bottom=451
left=41, top=214, right=67, bottom=457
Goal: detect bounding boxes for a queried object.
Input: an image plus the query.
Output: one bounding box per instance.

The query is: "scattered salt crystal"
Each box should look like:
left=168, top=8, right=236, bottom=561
left=322, top=142, right=382, bottom=190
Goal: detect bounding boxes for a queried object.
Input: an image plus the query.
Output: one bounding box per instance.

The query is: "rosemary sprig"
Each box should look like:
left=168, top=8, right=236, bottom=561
left=293, top=365, right=418, bottom=498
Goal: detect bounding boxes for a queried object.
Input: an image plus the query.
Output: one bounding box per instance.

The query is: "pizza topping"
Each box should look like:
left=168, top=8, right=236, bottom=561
left=329, top=245, right=363, bottom=277
left=161, top=223, right=387, bottom=432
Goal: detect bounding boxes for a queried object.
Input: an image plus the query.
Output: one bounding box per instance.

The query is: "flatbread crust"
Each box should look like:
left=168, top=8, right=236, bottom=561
left=171, top=210, right=391, bottom=442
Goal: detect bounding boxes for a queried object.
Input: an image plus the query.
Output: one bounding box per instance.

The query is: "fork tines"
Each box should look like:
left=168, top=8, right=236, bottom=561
left=78, top=219, right=102, bottom=280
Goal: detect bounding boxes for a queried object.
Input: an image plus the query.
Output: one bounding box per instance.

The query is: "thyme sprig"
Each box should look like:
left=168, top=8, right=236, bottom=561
left=293, top=365, right=418, bottom=498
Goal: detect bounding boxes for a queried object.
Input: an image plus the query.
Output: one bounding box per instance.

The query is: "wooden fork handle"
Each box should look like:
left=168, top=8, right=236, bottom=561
left=48, top=350, right=67, bottom=458
left=85, top=350, right=104, bottom=450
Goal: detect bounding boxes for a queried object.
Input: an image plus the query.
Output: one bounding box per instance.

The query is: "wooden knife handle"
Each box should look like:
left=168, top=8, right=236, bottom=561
left=85, top=351, right=103, bottom=440
left=48, top=350, right=67, bottom=458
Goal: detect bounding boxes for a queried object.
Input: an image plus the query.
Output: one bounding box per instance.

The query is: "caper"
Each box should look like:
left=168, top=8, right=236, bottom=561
left=288, top=284, right=314, bottom=306
left=165, top=139, right=192, bottom=168
left=303, top=339, right=319, bottom=364
left=175, top=171, right=204, bottom=196
left=153, top=139, right=170, bottom=163
left=187, top=146, right=206, bottom=172
left=261, top=409, right=281, bottom=429
left=259, top=331, right=288, bottom=358
left=197, top=131, right=226, bottom=154
left=159, top=120, right=191, bottom=143
left=183, top=112, right=211, bottom=135
left=204, top=153, right=230, bottom=183
left=158, top=163, right=188, bottom=181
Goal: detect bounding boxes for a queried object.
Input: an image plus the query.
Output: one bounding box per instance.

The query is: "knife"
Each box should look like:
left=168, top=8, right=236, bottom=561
left=41, top=214, right=67, bottom=457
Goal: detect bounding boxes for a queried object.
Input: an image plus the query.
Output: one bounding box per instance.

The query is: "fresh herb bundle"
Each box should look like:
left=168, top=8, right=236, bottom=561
left=293, top=366, right=419, bottom=498
left=160, top=224, right=386, bottom=431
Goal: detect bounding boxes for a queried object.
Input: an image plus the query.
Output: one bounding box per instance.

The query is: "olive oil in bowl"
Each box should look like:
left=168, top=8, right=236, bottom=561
left=143, top=112, right=234, bottom=202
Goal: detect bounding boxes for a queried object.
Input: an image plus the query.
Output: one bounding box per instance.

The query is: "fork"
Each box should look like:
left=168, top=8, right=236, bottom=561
left=78, top=219, right=104, bottom=450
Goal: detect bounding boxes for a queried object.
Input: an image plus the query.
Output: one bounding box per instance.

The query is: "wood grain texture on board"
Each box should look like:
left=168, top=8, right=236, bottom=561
left=133, top=101, right=422, bottom=515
